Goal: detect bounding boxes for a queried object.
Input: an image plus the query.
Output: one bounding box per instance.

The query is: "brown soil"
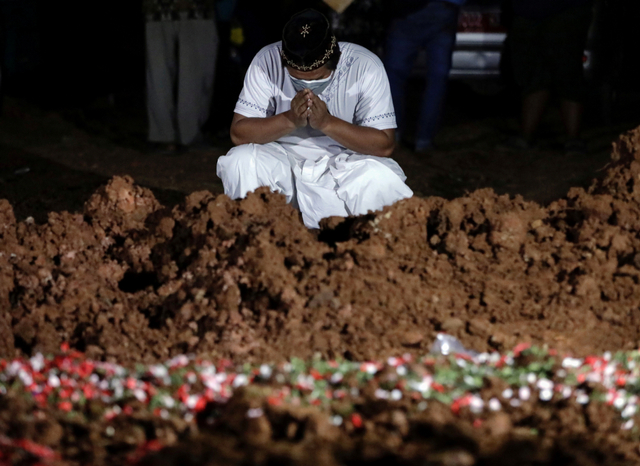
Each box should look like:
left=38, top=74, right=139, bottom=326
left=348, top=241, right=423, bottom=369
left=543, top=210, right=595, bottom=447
left=3, top=106, right=640, bottom=464
left=3, top=127, right=640, bottom=365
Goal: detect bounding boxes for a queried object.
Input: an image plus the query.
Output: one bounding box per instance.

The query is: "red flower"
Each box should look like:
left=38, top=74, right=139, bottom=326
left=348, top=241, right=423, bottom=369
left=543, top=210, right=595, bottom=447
left=34, top=394, right=47, bottom=407
left=584, top=356, right=600, bottom=366
left=513, top=342, right=531, bottom=356
left=432, top=383, right=445, bottom=393
left=450, top=395, right=471, bottom=415
left=77, top=361, right=94, bottom=378
left=194, top=397, right=207, bottom=412
left=351, top=413, right=363, bottom=429
left=58, top=401, right=73, bottom=412
left=82, top=385, right=95, bottom=399
left=14, top=438, right=59, bottom=459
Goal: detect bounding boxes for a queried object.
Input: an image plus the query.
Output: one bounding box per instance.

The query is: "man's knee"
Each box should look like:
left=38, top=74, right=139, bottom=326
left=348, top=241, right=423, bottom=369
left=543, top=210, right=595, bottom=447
left=342, top=158, right=409, bottom=195
left=220, top=143, right=255, bottom=166
left=363, top=161, right=401, bottom=190
left=217, top=144, right=256, bottom=177
left=217, top=143, right=293, bottom=200
left=338, top=159, right=412, bottom=216
left=216, top=144, right=258, bottom=198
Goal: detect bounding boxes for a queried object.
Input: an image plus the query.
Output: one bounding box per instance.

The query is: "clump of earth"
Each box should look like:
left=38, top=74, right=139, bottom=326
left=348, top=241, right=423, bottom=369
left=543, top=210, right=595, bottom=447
left=2, top=126, right=640, bottom=465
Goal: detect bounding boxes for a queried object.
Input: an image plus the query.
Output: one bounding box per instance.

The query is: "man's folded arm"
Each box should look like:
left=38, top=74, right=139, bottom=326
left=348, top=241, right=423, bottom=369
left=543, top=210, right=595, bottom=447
left=321, top=117, right=396, bottom=158
left=230, top=113, right=297, bottom=146
left=231, top=108, right=396, bottom=158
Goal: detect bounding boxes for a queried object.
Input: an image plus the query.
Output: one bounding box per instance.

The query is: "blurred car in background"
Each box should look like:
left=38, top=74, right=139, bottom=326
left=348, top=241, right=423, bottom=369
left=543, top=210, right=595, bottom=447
left=408, top=0, right=616, bottom=121
left=320, top=0, right=622, bottom=123
left=449, top=0, right=507, bottom=80
left=409, top=0, right=507, bottom=92
left=413, top=0, right=603, bottom=92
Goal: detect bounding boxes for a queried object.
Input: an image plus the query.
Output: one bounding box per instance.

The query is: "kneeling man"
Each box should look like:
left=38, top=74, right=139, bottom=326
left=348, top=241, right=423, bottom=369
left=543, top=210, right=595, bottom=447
left=216, top=9, right=413, bottom=228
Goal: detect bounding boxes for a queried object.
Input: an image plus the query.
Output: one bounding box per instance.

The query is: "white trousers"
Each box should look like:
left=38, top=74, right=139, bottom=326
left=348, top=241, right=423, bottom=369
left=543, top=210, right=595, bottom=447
left=145, top=19, right=218, bottom=145
left=216, top=143, right=414, bottom=228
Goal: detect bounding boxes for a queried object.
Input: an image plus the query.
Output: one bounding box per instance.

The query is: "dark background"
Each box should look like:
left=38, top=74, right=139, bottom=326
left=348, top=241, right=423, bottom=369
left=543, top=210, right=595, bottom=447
left=0, top=0, right=640, bottom=113
left=1, top=0, right=638, bottom=128
left=0, top=0, right=639, bottom=224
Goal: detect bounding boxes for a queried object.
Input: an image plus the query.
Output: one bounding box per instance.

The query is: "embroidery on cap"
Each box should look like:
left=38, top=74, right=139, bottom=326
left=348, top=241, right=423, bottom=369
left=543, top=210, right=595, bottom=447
left=282, top=35, right=337, bottom=71
left=301, top=24, right=311, bottom=37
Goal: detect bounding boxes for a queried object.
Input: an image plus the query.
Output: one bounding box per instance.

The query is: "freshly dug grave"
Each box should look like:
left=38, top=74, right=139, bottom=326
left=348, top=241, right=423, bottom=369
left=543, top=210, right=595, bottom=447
left=3, top=131, right=640, bottom=364
left=2, top=126, right=640, bottom=465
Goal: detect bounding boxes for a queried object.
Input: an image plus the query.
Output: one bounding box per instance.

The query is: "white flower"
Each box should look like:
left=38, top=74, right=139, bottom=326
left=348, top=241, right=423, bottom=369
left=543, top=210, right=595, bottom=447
left=233, top=374, right=249, bottom=388
left=621, top=405, right=636, bottom=418
left=259, top=364, right=272, bottom=378
left=539, top=389, right=553, bottom=401
left=536, top=379, right=554, bottom=391
left=134, top=389, right=147, bottom=402
left=30, top=354, right=44, bottom=372
left=150, top=365, right=169, bottom=379
left=48, top=374, right=61, bottom=388
left=247, top=408, right=264, bottom=418
left=469, top=396, right=484, bottom=414
left=576, top=393, right=589, bottom=405
left=614, top=397, right=626, bottom=409
left=562, top=358, right=582, bottom=369
left=186, top=395, right=199, bottom=409
left=488, top=398, right=501, bottom=411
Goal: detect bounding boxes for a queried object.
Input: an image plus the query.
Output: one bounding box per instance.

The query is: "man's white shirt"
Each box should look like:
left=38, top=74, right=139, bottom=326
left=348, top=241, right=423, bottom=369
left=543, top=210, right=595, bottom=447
left=234, top=41, right=397, bottom=161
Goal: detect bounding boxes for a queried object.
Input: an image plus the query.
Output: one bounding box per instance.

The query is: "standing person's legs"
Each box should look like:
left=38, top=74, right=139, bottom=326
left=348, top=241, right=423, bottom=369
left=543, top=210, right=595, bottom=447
left=509, top=15, right=548, bottom=143
left=545, top=6, right=592, bottom=143
left=384, top=15, right=427, bottom=143
left=522, top=89, right=550, bottom=141
left=415, top=1, right=458, bottom=151
left=177, top=18, right=219, bottom=145
left=560, top=101, right=582, bottom=140
left=145, top=21, right=178, bottom=143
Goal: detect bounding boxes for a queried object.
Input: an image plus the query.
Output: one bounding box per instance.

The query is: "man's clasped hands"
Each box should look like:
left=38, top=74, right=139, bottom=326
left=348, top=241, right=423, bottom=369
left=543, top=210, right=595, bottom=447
left=287, top=89, right=331, bottom=131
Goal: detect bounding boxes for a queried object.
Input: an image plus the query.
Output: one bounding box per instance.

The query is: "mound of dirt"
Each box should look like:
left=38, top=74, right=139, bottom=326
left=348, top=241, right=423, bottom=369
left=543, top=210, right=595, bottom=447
left=3, top=126, right=640, bottom=466
left=2, top=128, right=640, bottom=366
